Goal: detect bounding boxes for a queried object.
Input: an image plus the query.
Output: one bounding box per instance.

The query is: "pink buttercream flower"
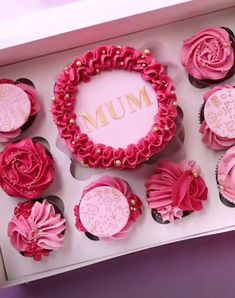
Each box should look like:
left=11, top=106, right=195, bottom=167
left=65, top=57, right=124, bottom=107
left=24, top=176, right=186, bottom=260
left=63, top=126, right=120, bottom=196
left=181, top=27, right=234, bottom=81
left=0, top=138, right=55, bottom=199
left=146, top=160, right=208, bottom=222
left=8, top=200, right=66, bottom=261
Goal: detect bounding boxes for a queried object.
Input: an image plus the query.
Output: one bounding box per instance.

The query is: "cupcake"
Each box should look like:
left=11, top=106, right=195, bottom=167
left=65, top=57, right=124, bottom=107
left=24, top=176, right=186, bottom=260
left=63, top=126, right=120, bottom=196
left=0, top=138, right=55, bottom=199
left=145, top=160, right=208, bottom=223
left=181, top=27, right=235, bottom=88
left=216, top=146, right=235, bottom=207
left=8, top=199, right=66, bottom=261
left=199, top=85, right=235, bottom=150
left=74, top=176, right=142, bottom=241
left=0, top=78, right=40, bottom=142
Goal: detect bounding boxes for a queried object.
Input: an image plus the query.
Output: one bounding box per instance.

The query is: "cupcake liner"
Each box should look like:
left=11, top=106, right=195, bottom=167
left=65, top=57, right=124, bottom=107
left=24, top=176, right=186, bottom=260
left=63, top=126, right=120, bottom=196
left=16, top=78, right=35, bottom=88
left=151, top=209, right=193, bottom=224
left=85, top=232, right=100, bottom=241
left=198, top=102, right=205, bottom=124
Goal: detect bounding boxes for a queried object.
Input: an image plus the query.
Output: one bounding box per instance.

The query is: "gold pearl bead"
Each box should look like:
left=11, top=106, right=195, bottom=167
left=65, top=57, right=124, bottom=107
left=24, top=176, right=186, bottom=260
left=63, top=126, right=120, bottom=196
left=80, top=160, right=84, bottom=165
left=153, top=126, right=159, bottom=132
left=65, top=94, right=70, bottom=99
left=69, top=119, right=75, bottom=124
left=64, top=66, right=68, bottom=71
left=75, top=136, right=80, bottom=140
left=173, top=101, right=178, bottom=107
left=171, top=90, right=175, bottom=95
left=96, top=149, right=101, bottom=153
left=120, top=61, right=124, bottom=66
left=72, top=141, right=76, bottom=145
left=51, top=96, right=55, bottom=102
left=96, top=69, right=100, bottom=73
left=131, top=199, right=136, bottom=205
left=76, top=60, right=82, bottom=67
left=142, top=63, right=146, bottom=67
left=165, top=126, right=170, bottom=131
left=102, top=50, right=106, bottom=54
left=141, top=55, right=145, bottom=59
left=192, top=171, right=199, bottom=178
left=219, top=184, right=224, bottom=190
left=116, top=50, right=120, bottom=55
left=144, top=49, right=151, bottom=56
left=115, top=159, right=121, bottom=166
left=130, top=207, right=134, bottom=211
left=133, top=207, right=136, bottom=211
left=164, top=83, right=168, bottom=88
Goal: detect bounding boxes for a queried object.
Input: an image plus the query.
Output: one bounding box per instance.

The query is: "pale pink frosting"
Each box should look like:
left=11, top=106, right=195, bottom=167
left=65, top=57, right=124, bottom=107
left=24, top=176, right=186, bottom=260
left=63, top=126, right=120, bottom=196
left=199, top=85, right=235, bottom=150
left=8, top=200, right=65, bottom=261
left=74, top=176, right=142, bottom=241
left=0, top=79, right=40, bottom=142
left=52, top=45, right=178, bottom=169
left=0, top=138, right=55, bottom=199
left=181, top=27, right=234, bottom=80
left=217, top=146, right=235, bottom=203
left=146, top=160, right=208, bottom=222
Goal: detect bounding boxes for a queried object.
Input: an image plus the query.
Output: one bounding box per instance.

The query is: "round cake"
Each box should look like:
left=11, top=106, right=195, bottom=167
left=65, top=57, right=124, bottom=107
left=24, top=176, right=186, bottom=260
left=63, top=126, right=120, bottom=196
left=199, top=85, right=235, bottom=150
left=8, top=199, right=66, bottom=261
left=0, top=79, right=40, bottom=142
left=74, top=176, right=142, bottom=241
left=0, top=138, right=55, bottom=199
left=51, top=45, right=179, bottom=169
left=216, top=146, right=235, bottom=207
left=181, top=27, right=235, bottom=88
left=145, top=160, right=208, bottom=223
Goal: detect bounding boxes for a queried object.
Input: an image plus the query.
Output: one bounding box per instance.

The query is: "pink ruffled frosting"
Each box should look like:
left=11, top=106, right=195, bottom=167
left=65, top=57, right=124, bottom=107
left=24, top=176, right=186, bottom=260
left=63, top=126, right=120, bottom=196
left=0, top=138, right=55, bottom=199
left=181, top=27, right=234, bottom=80
left=217, top=146, right=235, bottom=203
left=52, top=45, right=178, bottom=169
left=8, top=200, right=65, bottom=261
left=74, top=176, right=142, bottom=241
left=199, top=85, right=235, bottom=150
left=146, top=160, right=208, bottom=222
left=0, top=79, right=40, bottom=142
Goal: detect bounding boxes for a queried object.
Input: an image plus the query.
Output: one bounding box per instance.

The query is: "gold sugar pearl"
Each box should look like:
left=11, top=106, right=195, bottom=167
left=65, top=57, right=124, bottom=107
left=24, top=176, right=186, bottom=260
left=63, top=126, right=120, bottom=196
left=165, top=126, right=170, bottom=131
left=153, top=126, right=159, bottom=133
left=96, top=149, right=101, bottom=153
left=219, top=184, right=224, bottom=190
left=192, top=171, right=199, bottom=178
left=76, top=60, right=82, bottom=67
left=171, top=90, right=175, bottom=95
left=65, top=94, right=70, bottom=99
left=173, top=101, right=178, bottom=107
left=142, top=63, right=147, bottom=67
left=96, top=69, right=100, bottom=73
left=116, top=50, right=120, bottom=55
left=75, top=136, right=80, bottom=140
left=69, top=119, right=75, bottom=124
left=120, top=61, right=124, bottom=66
left=51, top=96, right=56, bottom=102
left=223, top=42, right=230, bottom=48
left=115, top=160, right=121, bottom=166
left=141, top=55, right=145, bottom=59
left=164, top=83, right=168, bottom=88
left=131, top=199, right=136, bottom=205
left=72, top=141, right=76, bottom=145
left=64, top=66, right=68, bottom=71
left=102, top=50, right=106, bottom=54
left=144, top=49, right=151, bottom=56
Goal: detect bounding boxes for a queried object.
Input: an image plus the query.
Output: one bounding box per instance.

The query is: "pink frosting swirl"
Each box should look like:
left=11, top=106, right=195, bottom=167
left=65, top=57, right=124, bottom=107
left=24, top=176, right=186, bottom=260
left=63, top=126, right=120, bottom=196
left=52, top=45, right=178, bottom=169
left=0, top=79, right=40, bottom=142
left=181, top=27, right=234, bottom=80
left=217, top=146, right=235, bottom=203
left=145, top=160, right=208, bottom=222
left=74, top=176, right=142, bottom=241
left=0, top=138, right=55, bottom=199
left=199, top=85, right=235, bottom=150
left=8, top=200, right=66, bottom=261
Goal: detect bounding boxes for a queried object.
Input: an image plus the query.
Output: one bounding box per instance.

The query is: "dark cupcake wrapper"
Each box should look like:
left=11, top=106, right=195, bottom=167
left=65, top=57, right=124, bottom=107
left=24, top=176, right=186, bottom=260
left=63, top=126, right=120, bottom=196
left=188, top=27, right=235, bottom=88
left=151, top=209, right=193, bottom=224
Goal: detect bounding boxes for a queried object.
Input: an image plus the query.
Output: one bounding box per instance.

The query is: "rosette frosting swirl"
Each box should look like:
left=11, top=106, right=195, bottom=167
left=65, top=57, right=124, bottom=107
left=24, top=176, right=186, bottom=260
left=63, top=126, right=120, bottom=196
left=181, top=27, right=234, bottom=81
left=145, top=160, right=208, bottom=222
left=0, top=138, right=55, bottom=199
left=8, top=200, right=66, bottom=261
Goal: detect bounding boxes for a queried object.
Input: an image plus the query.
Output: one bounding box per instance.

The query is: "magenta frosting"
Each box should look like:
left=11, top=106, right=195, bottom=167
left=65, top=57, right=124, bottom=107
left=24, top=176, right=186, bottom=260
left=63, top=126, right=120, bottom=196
left=199, top=85, right=235, bottom=150
left=74, top=176, right=142, bottom=241
left=8, top=200, right=65, bottom=261
left=217, top=146, right=235, bottom=203
left=0, top=138, right=55, bottom=199
left=52, top=45, right=178, bottom=169
left=181, top=27, right=234, bottom=81
left=0, top=80, right=40, bottom=142
left=145, top=160, right=208, bottom=222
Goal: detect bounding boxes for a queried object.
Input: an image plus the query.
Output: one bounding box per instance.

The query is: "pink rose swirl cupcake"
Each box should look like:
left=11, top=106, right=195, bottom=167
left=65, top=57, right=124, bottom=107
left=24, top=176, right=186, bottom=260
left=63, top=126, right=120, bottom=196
left=0, top=78, right=40, bottom=142
left=8, top=199, right=66, bottom=261
left=199, top=85, right=235, bottom=150
left=181, top=27, right=235, bottom=88
left=216, top=146, right=235, bottom=207
left=74, top=176, right=142, bottom=241
left=145, top=160, right=208, bottom=223
left=0, top=138, right=55, bottom=199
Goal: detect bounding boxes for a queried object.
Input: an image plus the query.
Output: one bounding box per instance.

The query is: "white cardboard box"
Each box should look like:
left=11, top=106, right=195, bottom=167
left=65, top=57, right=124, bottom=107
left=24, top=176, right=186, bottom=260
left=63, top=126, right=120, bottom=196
left=1, top=0, right=235, bottom=288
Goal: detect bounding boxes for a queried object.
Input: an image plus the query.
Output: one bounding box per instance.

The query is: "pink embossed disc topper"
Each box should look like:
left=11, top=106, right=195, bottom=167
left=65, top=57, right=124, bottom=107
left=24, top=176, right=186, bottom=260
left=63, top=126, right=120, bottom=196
left=204, top=88, right=235, bottom=138
left=0, top=84, right=31, bottom=132
left=79, top=186, right=130, bottom=238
